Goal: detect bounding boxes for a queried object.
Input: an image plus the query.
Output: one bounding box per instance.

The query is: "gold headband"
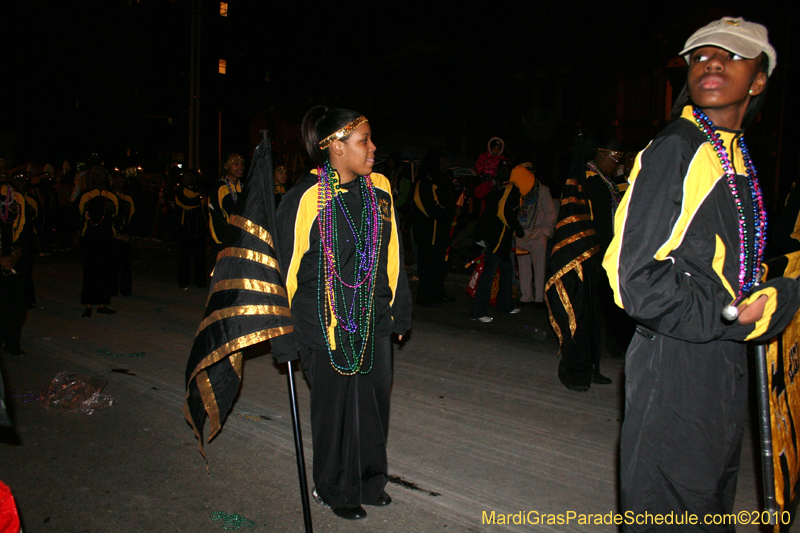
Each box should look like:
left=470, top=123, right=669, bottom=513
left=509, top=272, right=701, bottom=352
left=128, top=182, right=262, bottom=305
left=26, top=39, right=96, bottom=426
left=224, top=156, right=244, bottom=169
left=317, top=116, right=368, bottom=150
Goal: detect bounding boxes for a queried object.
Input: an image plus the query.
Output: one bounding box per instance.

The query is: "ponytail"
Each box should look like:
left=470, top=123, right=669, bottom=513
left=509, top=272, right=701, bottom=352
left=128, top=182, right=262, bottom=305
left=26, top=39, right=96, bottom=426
left=301, top=105, right=328, bottom=165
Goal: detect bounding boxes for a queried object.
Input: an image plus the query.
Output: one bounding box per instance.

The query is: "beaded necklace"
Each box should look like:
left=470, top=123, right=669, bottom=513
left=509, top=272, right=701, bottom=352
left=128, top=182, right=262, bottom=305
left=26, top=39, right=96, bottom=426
left=223, top=176, right=239, bottom=205
left=0, top=185, right=19, bottom=224
left=86, top=190, right=110, bottom=226
left=692, top=107, right=767, bottom=317
left=518, top=180, right=541, bottom=232
left=586, top=161, right=622, bottom=232
left=316, top=160, right=383, bottom=375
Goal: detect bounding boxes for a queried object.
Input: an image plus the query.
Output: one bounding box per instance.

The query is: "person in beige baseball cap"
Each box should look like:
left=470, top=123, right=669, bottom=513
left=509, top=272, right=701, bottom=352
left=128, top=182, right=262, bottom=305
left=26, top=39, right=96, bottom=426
left=680, top=16, right=776, bottom=75
left=603, top=17, right=800, bottom=532
left=671, top=16, right=775, bottom=130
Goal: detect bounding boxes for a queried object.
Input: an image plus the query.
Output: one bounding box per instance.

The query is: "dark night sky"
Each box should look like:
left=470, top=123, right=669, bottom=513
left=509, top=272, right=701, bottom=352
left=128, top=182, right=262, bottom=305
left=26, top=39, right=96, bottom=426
left=1, top=0, right=797, bottom=184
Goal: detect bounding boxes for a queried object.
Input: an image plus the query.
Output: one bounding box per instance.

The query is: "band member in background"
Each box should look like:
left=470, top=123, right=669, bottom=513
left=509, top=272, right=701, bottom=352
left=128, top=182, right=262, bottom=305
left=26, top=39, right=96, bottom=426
left=77, top=166, right=118, bottom=317
left=209, top=152, right=244, bottom=253
left=175, top=171, right=208, bottom=289
left=0, top=172, right=28, bottom=355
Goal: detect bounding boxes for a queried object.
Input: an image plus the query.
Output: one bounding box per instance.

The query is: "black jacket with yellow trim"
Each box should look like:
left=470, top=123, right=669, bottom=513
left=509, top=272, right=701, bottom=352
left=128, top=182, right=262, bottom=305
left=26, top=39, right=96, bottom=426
left=22, top=193, right=38, bottom=242
left=413, top=173, right=455, bottom=247
left=603, top=106, right=800, bottom=343
left=115, top=192, right=136, bottom=236
left=77, top=189, right=119, bottom=240
left=0, top=184, right=27, bottom=256
left=209, top=179, right=241, bottom=245
left=175, top=185, right=206, bottom=229
left=477, top=182, right=522, bottom=257
left=270, top=170, right=412, bottom=360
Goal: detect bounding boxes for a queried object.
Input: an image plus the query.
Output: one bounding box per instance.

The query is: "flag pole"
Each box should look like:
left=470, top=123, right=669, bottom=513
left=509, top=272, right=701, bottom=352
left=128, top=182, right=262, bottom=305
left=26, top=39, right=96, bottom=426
left=286, top=360, right=313, bottom=533
left=754, top=342, right=778, bottom=524
left=257, top=130, right=313, bottom=532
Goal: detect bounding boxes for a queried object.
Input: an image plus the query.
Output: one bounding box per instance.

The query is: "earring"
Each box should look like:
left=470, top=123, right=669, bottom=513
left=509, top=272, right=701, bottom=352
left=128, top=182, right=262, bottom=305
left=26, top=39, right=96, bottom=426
left=748, top=89, right=753, bottom=95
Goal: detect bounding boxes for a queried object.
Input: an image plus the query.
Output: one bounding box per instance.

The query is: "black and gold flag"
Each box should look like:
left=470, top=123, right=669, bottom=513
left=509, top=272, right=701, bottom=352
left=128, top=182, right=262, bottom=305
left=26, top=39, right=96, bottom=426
left=545, top=134, right=601, bottom=345
left=756, top=251, right=800, bottom=530
left=184, top=132, right=292, bottom=454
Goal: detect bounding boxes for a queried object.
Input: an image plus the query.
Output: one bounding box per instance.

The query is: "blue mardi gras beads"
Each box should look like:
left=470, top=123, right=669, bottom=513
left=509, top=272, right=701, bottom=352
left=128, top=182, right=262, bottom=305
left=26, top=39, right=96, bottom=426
left=693, top=107, right=767, bottom=320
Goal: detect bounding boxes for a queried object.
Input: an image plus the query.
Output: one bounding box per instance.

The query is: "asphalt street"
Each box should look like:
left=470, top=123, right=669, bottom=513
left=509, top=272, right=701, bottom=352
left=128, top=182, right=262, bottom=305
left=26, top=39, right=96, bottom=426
left=0, top=242, right=774, bottom=532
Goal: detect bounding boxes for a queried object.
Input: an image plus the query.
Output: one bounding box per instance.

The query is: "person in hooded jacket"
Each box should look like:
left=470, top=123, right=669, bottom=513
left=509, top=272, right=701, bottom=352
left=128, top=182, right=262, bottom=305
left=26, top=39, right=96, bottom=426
left=475, top=137, right=507, bottom=213
left=469, top=161, right=523, bottom=322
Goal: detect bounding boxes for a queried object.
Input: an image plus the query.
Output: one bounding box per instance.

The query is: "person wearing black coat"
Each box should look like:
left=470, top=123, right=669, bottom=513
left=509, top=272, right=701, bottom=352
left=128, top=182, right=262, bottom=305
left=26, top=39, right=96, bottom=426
left=412, top=151, right=455, bottom=307
left=468, top=161, right=523, bottom=322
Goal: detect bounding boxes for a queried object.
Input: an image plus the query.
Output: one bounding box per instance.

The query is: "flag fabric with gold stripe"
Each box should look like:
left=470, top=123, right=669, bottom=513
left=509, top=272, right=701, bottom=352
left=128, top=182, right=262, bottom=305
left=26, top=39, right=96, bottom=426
left=764, top=311, right=800, bottom=530
left=545, top=134, right=600, bottom=345
left=760, top=251, right=800, bottom=530
left=184, top=133, right=292, bottom=454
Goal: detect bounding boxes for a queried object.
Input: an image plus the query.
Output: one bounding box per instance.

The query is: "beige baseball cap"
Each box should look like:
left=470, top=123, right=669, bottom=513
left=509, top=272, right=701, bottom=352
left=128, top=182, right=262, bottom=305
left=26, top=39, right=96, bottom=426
left=680, top=17, right=776, bottom=76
